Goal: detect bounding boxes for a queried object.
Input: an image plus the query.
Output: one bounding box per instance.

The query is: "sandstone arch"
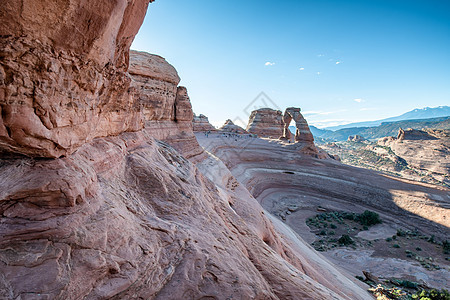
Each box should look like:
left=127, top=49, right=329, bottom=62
left=280, top=107, right=314, bottom=143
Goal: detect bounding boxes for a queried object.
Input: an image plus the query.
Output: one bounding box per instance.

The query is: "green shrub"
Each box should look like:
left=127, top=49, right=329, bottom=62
left=357, top=210, right=382, bottom=226
left=393, top=244, right=401, bottom=248
left=397, top=229, right=407, bottom=237
left=411, top=289, right=450, bottom=300
left=386, top=237, right=393, bottom=242
left=330, top=223, right=337, bottom=229
left=338, top=234, right=354, bottom=246
left=443, top=240, right=450, bottom=254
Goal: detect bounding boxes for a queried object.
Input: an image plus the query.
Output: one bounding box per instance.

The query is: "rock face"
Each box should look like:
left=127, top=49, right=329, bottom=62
left=377, top=128, right=450, bottom=185
left=1, top=1, right=374, bottom=299
left=246, top=108, right=283, bottom=138
left=129, top=50, right=205, bottom=161
left=219, top=119, right=248, bottom=134
left=193, top=114, right=217, bottom=132
left=0, top=0, right=153, bottom=158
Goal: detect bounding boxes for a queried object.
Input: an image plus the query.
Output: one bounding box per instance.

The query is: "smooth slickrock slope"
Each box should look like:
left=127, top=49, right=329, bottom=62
left=196, top=133, right=450, bottom=289
left=1, top=0, right=372, bottom=299
left=246, top=108, right=284, bottom=138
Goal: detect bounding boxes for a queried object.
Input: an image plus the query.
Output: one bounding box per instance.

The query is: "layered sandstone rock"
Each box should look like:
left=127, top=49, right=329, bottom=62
left=397, top=128, right=438, bottom=141
left=378, top=128, right=450, bottom=182
left=246, top=108, right=283, bottom=138
left=0, top=0, right=153, bottom=158
left=219, top=119, right=248, bottom=134
left=129, top=51, right=205, bottom=161
left=281, top=107, right=315, bottom=143
left=193, top=114, right=217, bottom=132
left=1, top=1, right=373, bottom=299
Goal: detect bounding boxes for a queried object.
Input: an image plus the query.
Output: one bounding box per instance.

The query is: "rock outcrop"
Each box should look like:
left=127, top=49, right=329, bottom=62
left=193, top=114, right=217, bottom=132
left=397, top=128, right=438, bottom=141
left=1, top=1, right=374, bottom=299
left=129, top=50, right=205, bottom=161
left=246, top=108, right=283, bottom=138
left=377, top=128, right=450, bottom=185
left=281, top=107, right=315, bottom=143
left=219, top=119, right=248, bottom=134
left=348, top=135, right=366, bottom=142
left=0, top=0, right=153, bottom=158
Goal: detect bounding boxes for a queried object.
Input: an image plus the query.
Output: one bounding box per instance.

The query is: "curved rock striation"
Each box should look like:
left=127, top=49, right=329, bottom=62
left=246, top=108, right=283, bottom=138
left=1, top=1, right=375, bottom=299
left=0, top=0, right=153, bottom=158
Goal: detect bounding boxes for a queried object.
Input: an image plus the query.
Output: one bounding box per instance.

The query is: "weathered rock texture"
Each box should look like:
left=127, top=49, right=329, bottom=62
left=281, top=107, right=315, bottom=143
left=246, top=108, right=283, bottom=138
left=378, top=128, right=450, bottom=185
left=0, top=0, right=153, bottom=158
left=1, top=1, right=373, bottom=299
left=193, top=114, right=217, bottom=132
left=0, top=132, right=364, bottom=299
left=129, top=50, right=205, bottom=161
left=219, top=119, right=248, bottom=134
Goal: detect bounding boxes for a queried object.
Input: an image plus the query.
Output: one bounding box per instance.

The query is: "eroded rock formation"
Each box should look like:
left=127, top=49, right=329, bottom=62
left=281, top=107, right=315, bottom=143
left=129, top=50, right=205, bottom=161
left=193, top=114, right=217, bottom=132
left=1, top=1, right=372, bottom=299
left=246, top=108, right=283, bottom=138
left=0, top=0, right=153, bottom=158
left=348, top=135, right=366, bottom=142
left=219, top=119, right=248, bottom=134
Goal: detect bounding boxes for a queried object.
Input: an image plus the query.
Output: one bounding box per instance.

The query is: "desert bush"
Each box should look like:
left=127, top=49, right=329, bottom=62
left=356, top=210, right=382, bottom=226
left=442, top=240, right=450, bottom=254
left=338, top=234, right=354, bottom=246
left=411, top=289, right=450, bottom=300
left=393, top=244, right=401, bottom=248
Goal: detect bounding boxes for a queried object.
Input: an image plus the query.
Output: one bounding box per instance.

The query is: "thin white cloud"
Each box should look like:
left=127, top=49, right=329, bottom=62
left=317, top=54, right=325, bottom=57
left=265, top=62, right=275, bottom=66
left=354, top=98, right=364, bottom=103
left=359, top=107, right=377, bottom=111
left=335, top=61, right=341, bottom=65
left=299, top=67, right=305, bottom=71
left=317, top=72, right=321, bottom=75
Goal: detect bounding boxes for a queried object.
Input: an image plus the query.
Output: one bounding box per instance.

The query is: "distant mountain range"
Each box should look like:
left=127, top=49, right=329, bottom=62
left=307, top=116, right=450, bottom=142
left=324, top=106, right=450, bottom=131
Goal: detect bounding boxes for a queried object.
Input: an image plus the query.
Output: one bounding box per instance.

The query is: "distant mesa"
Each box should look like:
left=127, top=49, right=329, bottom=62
left=348, top=135, right=366, bottom=142
left=397, top=128, right=438, bottom=141
left=193, top=114, right=217, bottom=132
left=219, top=119, right=248, bottom=134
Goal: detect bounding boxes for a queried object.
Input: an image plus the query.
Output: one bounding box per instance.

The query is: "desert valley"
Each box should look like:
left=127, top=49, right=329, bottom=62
left=1, top=1, right=449, bottom=300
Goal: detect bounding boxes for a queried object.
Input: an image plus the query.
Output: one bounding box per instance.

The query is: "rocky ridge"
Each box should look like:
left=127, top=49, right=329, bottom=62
left=0, top=1, right=371, bottom=299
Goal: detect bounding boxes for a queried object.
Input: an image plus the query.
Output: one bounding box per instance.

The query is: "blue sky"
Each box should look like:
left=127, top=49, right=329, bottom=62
left=132, top=0, right=450, bottom=128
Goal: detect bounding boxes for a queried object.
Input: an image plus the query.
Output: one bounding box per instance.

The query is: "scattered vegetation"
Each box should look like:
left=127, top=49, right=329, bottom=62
left=338, top=234, right=354, bottom=246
